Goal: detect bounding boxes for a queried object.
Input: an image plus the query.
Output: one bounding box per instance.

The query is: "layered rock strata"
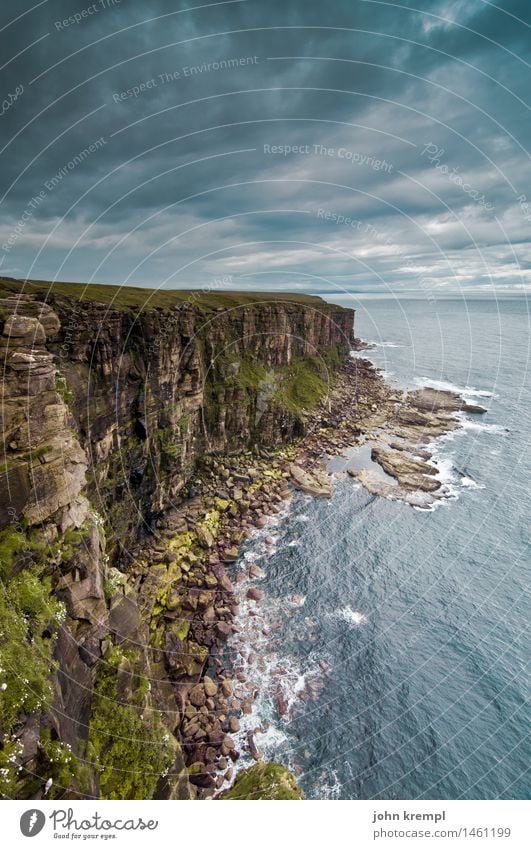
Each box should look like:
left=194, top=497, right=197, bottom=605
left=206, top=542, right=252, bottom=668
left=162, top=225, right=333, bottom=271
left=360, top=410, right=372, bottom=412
left=0, top=282, right=353, bottom=800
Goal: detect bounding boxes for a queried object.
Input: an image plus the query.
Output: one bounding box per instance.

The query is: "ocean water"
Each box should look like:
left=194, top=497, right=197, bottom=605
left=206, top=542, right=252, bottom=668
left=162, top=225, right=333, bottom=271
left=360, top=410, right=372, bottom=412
left=228, top=297, right=530, bottom=800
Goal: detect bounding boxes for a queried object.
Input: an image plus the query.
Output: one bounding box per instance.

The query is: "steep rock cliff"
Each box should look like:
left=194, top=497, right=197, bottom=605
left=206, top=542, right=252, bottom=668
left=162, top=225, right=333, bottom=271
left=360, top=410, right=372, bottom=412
left=0, top=279, right=354, bottom=800
left=48, top=293, right=353, bottom=555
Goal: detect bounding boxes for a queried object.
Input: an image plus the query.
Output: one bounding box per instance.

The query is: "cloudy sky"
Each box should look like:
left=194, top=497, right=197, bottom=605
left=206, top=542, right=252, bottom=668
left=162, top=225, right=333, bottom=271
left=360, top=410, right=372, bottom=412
left=0, top=0, right=530, bottom=296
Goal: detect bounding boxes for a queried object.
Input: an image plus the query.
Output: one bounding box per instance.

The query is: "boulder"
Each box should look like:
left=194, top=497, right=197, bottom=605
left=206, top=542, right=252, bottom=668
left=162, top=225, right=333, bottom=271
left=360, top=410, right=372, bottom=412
left=248, top=563, right=263, bottom=579
left=203, top=675, right=218, bottom=697
left=109, top=594, right=141, bottom=643
left=196, top=525, right=215, bottom=548
left=3, top=314, right=46, bottom=344
left=216, top=622, right=232, bottom=639
left=229, top=716, right=240, bottom=733
left=289, top=463, right=332, bottom=497
left=246, top=587, right=263, bottom=602
left=221, top=546, right=239, bottom=562
left=190, top=685, right=207, bottom=708
left=221, top=679, right=233, bottom=697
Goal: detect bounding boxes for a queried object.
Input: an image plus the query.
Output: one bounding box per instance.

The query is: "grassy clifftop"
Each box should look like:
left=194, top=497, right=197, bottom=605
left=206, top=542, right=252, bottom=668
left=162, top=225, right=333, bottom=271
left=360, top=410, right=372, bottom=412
left=0, top=276, right=331, bottom=312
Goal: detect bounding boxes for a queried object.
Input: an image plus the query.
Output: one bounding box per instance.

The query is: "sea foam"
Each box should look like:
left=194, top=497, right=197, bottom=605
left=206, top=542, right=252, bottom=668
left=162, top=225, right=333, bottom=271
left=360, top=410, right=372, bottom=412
left=414, top=376, right=496, bottom=399
left=333, top=606, right=368, bottom=626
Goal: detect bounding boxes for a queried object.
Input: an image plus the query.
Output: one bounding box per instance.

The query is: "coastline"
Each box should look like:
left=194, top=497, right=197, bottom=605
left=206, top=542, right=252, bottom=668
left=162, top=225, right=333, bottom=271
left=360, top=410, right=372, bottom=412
left=139, top=348, right=487, bottom=795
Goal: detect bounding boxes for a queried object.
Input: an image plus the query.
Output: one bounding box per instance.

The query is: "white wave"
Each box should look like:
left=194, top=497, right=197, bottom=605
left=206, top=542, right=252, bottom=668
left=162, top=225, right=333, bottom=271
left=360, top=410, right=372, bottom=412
left=254, top=724, right=290, bottom=750
left=319, top=769, right=343, bottom=800
left=287, top=540, right=301, bottom=547
left=295, top=514, right=310, bottom=523
left=432, top=454, right=458, bottom=486
left=289, top=594, right=306, bottom=607
left=333, top=606, right=368, bottom=626
left=293, top=672, right=309, bottom=695
left=414, top=376, right=496, bottom=399
left=460, top=476, right=485, bottom=490
left=458, top=418, right=508, bottom=435
left=463, top=385, right=496, bottom=398
left=373, top=341, right=407, bottom=348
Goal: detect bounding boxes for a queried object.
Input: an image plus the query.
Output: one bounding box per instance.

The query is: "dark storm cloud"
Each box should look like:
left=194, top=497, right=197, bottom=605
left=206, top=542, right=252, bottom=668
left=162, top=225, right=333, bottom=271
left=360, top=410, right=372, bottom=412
left=0, top=0, right=530, bottom=294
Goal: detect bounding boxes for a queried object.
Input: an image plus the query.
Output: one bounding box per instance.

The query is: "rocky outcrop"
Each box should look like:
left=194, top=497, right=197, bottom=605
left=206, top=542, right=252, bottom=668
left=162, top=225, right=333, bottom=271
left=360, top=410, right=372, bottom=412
left=370, top=445, right=440, bottom=492
left=343, top=375, right=487, bottom=508
left=289, top=461, right=332, bottom=497
left=221, top=762, right=304, bottom=800
left=408, top=387, right=486, bottom=415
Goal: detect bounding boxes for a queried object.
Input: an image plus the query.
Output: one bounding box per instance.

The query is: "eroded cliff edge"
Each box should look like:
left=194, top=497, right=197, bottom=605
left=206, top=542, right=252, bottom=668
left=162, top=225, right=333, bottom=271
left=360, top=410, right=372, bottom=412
left=0, top=279, right=353, bottom=800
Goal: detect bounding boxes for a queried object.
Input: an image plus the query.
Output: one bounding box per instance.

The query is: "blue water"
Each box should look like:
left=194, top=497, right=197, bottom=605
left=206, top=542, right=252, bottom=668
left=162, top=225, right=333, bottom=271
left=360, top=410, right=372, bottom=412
left=230, top=297, right=530, bottom=800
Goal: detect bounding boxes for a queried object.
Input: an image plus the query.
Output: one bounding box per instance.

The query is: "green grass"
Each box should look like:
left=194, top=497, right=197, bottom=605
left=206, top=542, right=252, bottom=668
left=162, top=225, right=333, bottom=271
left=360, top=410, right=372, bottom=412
left=273, top=357, right=330, bottom=414
left=36, top=729, right=90, bottom=799
left=55, top=372, right=74, bottom=404
left=157, top=426, right=183, bottom=467
left=87, top=646, right=174, bottom=799
left=0, top=528, right=28, bottom=578
left=221, top=762, right=304, bottom=800
left=0, top=276, right=330, bottom=313
left=233, top=356, right=268, bottom=390
left=19, top=445, right=53, bottom=463
left=0, top=564, right=65, bottom=797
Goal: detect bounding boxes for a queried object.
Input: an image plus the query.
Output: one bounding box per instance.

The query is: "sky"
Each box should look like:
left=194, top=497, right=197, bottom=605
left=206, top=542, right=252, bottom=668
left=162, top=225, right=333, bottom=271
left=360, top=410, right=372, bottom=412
left=0, top=0, right=530, bottom=297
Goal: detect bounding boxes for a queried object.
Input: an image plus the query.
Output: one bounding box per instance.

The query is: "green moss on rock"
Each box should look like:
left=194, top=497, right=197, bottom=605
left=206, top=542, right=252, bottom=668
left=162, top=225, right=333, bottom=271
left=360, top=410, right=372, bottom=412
left=0, top=528, right=28, bottom=578
left=87, top=647, right=174, bottom=799
left=0, top=570, right=63, bottom=729
left=274, top=358, right=328, bottom=414
left=35, top=729, right=90, bottom=799
left=221, top=763, right=304, bottom=800
left=0, top=563, right=66, bottom=795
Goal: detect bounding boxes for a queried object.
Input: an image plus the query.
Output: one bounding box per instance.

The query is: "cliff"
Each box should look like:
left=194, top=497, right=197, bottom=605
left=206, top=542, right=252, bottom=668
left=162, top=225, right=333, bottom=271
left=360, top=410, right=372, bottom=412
left=0, top=278, right=354, bottom=800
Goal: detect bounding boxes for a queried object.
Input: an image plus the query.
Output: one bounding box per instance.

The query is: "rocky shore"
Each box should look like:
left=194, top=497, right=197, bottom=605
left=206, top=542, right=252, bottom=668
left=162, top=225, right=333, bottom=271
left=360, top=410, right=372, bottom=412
left=127, top=353, right=486, bottom=795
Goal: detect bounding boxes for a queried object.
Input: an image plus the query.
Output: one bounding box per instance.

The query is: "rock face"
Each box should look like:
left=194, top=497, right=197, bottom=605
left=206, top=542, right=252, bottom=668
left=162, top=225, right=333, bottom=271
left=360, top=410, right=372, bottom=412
left=0, top=300, right=87, bottom=527
left=43, top=290, right=354, bottom=552
left=0, top=281, right=353, bottom=801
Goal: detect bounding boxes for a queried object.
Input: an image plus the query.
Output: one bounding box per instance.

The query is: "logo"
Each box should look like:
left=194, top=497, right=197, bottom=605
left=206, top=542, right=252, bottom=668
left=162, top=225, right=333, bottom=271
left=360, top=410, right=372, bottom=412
left=20, top=810, right=46, bottom=837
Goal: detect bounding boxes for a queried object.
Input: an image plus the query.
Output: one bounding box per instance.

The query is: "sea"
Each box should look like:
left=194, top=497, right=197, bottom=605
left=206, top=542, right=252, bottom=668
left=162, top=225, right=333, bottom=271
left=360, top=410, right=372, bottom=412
left=226, top=296, right=530, bottom=800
